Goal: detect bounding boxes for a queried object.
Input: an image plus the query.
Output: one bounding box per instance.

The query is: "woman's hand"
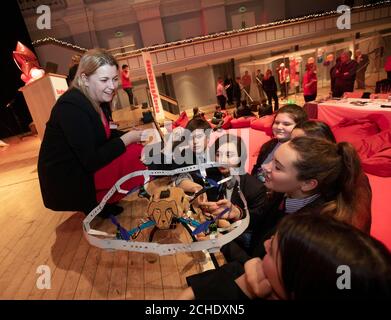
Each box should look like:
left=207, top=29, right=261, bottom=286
left=198, top=199, right=241, bottom=221
left=243, top=258, right=274, bottom=299
left=120, top=129, right=142, bottom=146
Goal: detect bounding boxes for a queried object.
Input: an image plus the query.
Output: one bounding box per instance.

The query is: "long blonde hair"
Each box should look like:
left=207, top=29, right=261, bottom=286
left=71, top=48, right=119, bottom=114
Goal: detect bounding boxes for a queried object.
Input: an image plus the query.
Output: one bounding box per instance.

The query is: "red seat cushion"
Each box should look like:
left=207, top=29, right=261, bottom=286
left=332, top=117, right=381, bottom=148
left=231, top=116, right=257, bottom=129
left=172, top=111, right=189, bottom=129
left=361, top=149, right=391, bottom=177
left=356, top=129, right=391, bottom=177
left=357, top=130, right=391, bottom=158
left=250, top=114, right=275, bottom=136
left=221, top=115, right=233, bottom=129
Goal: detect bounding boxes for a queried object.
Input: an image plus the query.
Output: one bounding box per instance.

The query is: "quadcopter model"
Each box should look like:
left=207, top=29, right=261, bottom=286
left=83, top=163, right=250, bottom=256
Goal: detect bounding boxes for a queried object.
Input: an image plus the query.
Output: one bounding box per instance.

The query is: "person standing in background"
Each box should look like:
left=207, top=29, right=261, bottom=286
left=278, top=63, right=290, bottom=99
left=302, top=63, right=318, bottom=102
left=232, top=76, right=242, bottom=107
left=262, top=69, right=279, bottom=112
left=121, top=64, right=134, bottom=108
left=216, top=77, right=227, bottom=110
left=355, top=49, right=369, bottom=89
left=241, top=71, right=252, bottom=103
left=255, top=69, right=267, bottom=103
left=333, top=51, right=358, bottom=97
left=224, top=75, right=234, bottom=105
left=330, top=57, right=341, bottom=97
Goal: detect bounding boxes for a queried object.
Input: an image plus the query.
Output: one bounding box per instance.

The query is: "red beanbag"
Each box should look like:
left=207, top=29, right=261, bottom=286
left=357, top=130, right=391, bottom=158
left=231, top=116, right=257, bottom=129
left=332, top=117, right=381, bottom=148
left=250, top=114, right=275, bottom=136
left=356, top=129, right=391, bottom=177
left=221, top=115, right=233, bottom=129
left=361, top=149, right=391, bottom=177
left=172, top=111, right=189, bottom=129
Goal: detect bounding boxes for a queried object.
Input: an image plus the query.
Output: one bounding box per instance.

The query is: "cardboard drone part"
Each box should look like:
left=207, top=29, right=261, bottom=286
left=83, top=163, right=250, bottom=255
left=147, top=187, right=190, bottom=229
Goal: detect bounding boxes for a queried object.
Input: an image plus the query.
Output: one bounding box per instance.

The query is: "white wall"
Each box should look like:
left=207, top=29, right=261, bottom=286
left=171, top=66, right=216, bottom=110
left=203, top=5, right=227, bottom=34
left=163, top=11, right=202, bottom=42
left=34, top=44, right=83, bottom=76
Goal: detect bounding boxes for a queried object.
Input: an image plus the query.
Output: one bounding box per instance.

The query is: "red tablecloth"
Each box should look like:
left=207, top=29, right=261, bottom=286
left=316, top=99, right=391, bottom=249
left=317, top=99, right=391, bottom=128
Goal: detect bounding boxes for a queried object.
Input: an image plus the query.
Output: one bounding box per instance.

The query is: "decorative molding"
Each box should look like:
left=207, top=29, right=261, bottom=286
left=32, top=1, right=391, bottom=67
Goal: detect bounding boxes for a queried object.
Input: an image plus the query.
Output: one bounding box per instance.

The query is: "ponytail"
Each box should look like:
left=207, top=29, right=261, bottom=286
left=332, top=142, right=362, bottom=223
left=289, top=137, right=365, bottom=228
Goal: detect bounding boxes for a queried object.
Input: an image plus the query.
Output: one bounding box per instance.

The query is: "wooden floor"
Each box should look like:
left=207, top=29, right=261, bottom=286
left=0, top=135, right=224, bottom=300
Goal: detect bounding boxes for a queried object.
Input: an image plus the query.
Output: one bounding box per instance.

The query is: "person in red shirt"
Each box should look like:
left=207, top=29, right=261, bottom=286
left=302, top=63, right=317, bottom=102
left=121, top=64, right=134, bottom=107
left=241, top=71, right=252, bottom=102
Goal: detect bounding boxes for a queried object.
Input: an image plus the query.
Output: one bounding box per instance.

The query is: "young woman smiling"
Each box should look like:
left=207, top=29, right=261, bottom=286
left=251, top=104, right=308, bottom=183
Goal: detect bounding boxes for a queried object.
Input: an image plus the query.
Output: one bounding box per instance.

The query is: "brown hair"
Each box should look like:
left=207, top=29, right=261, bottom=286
left=277, top=213, right=391, bottom=300
left=264, top=69, right=272, bottom=79
left=273, top=104, right=308, bottom=127
left=294, top=120, right=336, bottom=143
left=288, top=136, right=364, bottom=227
left=71, top=48, right=119, bottom=114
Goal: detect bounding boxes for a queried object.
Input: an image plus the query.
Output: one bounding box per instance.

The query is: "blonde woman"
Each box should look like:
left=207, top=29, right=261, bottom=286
left=38, top=49, right=145, bottom=218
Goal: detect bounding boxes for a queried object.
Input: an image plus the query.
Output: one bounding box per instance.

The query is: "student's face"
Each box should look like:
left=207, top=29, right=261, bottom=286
left=189, top=129, right=208, bottom=154
left=261, top=142, right=303, bottom=195
left=263, top=234, right=287, bottom=299
left=272, top=113, right=296, bottom=142
left=84, top=64, right=119, bottom=103
left=216, top=142, right=241, bottom=174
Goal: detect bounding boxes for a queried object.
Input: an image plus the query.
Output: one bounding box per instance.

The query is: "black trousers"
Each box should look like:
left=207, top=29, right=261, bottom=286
left=265, top=91, right=279, bottom=111
left=217, top=95, right=227, bottom=110
left=304, top=94, right=317, bottom=102
left=280, top=82, right=289, bottom=98
left=124, top=87, right=133, bottom=106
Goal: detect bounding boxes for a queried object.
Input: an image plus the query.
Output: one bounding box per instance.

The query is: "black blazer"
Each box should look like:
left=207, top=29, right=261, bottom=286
left=250, top=193, right=327, bottom=258
left=38, top=88, right=126, bottom=213
left=251, top=138, right=279, bottom=177
left=262, top=76, right=277, bottom=93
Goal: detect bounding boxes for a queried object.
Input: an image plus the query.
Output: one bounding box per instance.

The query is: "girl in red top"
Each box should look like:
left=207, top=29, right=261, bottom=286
left=302, top=63, right=317, bottom=102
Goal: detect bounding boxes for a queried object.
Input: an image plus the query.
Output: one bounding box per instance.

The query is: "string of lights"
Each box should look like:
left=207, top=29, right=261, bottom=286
left=31, top=1, right=390, bottom=56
